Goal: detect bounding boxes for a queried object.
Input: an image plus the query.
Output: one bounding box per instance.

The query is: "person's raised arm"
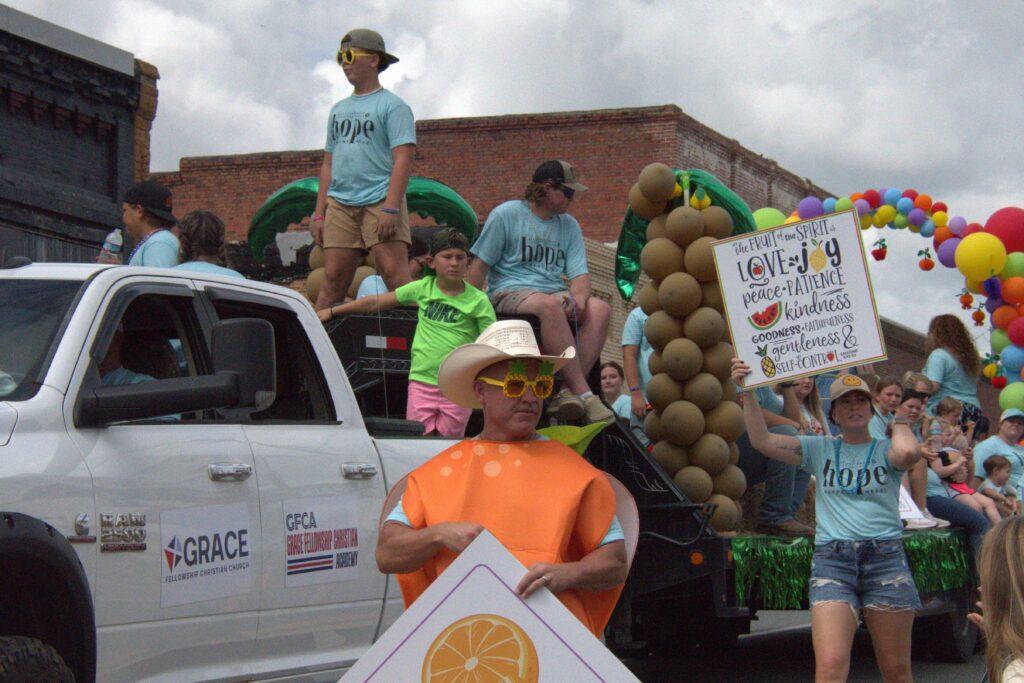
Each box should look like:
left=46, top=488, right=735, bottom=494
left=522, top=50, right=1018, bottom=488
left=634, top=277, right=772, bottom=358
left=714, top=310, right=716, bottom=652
left=318, top=291, right=400, bottom=321
left=929, top=455, right=961, bottom=479
left=468, top=258, right=489, bottom=290
left=887, top=422, right=923, bottom=470
left=311, top=153, right=332, bottom=246
left=732, top=359, right=803, bottom=465
left=778, top=384, right=802, bottom=425
left=376, top=520, right=484, bottom=574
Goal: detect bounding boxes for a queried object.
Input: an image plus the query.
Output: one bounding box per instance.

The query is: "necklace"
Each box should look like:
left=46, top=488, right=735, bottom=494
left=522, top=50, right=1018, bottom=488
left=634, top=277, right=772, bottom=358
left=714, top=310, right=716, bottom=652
left=832, top=438, right=878, bottom=494
left=127, top=229, right=163, bottom=264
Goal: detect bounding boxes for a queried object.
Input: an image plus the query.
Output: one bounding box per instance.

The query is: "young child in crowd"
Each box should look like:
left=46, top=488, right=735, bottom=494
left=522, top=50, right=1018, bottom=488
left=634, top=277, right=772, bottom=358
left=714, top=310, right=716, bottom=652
left=927, top=397, right=1001, bottom=524
left=318, top=229, right=495, bottom=437
left=981, top=455, right=1021, bottom=517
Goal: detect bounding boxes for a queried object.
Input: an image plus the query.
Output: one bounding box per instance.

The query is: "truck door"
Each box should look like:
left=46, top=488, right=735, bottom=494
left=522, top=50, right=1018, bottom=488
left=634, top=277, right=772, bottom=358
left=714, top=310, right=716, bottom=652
left=64, top=278, right=261, bottom=682
left=200, top=285, right=387, bottom=676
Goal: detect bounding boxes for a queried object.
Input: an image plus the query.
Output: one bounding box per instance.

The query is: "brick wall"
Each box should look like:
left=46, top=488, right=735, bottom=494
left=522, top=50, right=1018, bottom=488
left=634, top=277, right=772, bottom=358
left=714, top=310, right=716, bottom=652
left=133, top=60, right=159, bottom=183
left=151, top=105, right=830, bottom=245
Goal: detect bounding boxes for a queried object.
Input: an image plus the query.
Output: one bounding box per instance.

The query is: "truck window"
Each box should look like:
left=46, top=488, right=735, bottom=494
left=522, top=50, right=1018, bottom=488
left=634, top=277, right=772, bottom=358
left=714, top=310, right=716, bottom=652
left=0, top=279, right=83, bottom=401
left=93, top=293, right=210, bottom=420
left=211, top=300, right=336, bottom=423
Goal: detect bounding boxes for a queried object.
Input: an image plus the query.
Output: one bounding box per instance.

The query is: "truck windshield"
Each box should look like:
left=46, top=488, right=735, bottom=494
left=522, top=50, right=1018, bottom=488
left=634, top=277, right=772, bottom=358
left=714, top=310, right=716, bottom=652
left=0, top=279, right=83, bottom=401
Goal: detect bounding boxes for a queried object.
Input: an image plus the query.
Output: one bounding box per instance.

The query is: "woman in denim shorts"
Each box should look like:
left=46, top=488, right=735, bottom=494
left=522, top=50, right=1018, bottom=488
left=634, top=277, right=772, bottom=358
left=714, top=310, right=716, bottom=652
left=734, top=360, right=923, bottom=682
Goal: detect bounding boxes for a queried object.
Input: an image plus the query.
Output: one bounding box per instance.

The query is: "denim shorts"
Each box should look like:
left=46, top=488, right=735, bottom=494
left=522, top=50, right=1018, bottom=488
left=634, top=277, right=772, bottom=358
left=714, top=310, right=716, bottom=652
left=809, top=538, right=921, bottom=613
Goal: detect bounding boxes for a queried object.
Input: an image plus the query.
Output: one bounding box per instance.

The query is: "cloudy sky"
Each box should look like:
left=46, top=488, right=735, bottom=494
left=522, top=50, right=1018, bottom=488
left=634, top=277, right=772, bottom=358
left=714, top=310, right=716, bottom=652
left=9, top=0, right=1023, bottom=344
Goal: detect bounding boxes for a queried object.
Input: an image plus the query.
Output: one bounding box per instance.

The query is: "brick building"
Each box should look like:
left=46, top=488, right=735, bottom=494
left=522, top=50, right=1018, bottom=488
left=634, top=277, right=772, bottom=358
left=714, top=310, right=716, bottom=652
left=0, top=6, right=158, bottom=262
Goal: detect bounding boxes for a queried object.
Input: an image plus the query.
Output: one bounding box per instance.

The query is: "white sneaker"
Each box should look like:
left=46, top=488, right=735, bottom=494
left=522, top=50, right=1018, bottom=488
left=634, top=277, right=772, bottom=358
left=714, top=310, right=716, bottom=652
left=904, top=516, right=938, bottom=530
left=923, top=509, right=951, bottom=528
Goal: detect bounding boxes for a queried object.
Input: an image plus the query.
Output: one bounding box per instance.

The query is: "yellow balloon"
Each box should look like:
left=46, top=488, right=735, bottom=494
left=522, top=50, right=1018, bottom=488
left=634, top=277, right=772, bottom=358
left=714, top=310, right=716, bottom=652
left=784, top=215, right=799, bottom=224
left=955, top=232, right=1008, bottom=281
left=932, top=211, right=948, bottom=227
left=966, top=277, right=985, bottom=294
left=909, top=223, right=920, bottom=233
left=872, top=212, right=888, bottom=228
left=860, top=213, right=873, bottom=229
left=876, top=205, right=897, bottom=224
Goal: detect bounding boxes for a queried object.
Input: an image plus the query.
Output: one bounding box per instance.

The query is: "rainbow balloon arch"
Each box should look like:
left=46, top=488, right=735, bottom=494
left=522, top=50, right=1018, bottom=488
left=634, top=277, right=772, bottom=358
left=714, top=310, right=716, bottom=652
left=762, top=191, right=1024, bottom=411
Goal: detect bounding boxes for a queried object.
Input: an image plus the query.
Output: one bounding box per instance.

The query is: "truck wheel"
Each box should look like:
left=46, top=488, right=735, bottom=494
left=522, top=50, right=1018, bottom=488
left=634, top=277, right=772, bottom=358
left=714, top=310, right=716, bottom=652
left=913, top=586, right=978, bottom=663
left=0, top=636, right=74, bottom=682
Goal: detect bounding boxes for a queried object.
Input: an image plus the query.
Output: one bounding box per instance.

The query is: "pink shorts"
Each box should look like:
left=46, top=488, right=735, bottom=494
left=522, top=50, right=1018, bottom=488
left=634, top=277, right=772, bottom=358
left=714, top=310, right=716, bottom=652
left=406, top=380, right=472, bottom=437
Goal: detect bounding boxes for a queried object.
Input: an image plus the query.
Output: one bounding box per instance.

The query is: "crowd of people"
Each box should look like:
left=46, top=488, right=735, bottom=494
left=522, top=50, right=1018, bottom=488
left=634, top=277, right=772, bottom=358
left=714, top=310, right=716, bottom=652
left=94, top=26, right=1024, bottom=679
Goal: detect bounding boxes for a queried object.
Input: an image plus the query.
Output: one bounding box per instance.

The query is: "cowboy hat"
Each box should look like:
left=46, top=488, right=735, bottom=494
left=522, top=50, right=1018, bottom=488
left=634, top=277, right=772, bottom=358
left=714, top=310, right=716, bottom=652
left=438, top=320, right=576, bottom=409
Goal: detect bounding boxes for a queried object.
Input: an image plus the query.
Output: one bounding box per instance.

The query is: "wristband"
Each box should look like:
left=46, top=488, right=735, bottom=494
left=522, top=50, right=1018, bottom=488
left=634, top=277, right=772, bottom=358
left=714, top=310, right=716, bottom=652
left=892, top=418, right=913, bottom=426
left=312, top=215, right=325, bottom=222
left=381, top=207, right=399, bottom=215
left=629, top=386, right=642, bottom=393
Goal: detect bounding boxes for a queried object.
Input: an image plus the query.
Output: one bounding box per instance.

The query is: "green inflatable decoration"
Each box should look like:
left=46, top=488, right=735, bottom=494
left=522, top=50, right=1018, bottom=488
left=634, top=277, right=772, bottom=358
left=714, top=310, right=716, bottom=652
left=247, top=176, right=479, bottom=262
left=614, top=169, right=756, bottom=300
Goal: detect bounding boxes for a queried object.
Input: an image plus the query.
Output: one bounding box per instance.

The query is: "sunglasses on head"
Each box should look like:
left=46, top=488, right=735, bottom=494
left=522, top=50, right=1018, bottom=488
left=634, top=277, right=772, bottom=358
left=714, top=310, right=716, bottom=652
left=337, top=48, right=376, bottom=65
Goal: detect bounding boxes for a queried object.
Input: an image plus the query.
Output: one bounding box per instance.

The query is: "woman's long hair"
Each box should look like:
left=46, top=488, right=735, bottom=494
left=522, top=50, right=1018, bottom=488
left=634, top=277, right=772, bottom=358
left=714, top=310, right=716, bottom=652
left=801, top=379, right=829, bottom=433
left=177, top=210, right=228, bottom=265
left=980, top=517, right=1024, bottom=682
left=927, top=314, right=980, bottom=377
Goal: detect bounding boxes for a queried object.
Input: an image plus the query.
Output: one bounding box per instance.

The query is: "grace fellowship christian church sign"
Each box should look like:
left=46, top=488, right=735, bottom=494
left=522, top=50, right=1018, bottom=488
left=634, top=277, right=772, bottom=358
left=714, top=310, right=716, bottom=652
left=712, top=209, right=886, bottom=389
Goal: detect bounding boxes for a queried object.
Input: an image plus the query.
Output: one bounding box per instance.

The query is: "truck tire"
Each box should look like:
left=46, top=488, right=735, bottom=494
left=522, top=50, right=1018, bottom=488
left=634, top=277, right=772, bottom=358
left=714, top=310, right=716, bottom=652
left=0, top=636, right=75, bottom=682
left=912, top=585, right=978, bottom=663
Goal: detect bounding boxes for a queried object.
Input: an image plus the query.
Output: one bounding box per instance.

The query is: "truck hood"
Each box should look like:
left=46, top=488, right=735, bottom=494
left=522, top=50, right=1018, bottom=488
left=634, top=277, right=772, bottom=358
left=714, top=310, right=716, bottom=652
left=0, top=402, right=15, bottom=446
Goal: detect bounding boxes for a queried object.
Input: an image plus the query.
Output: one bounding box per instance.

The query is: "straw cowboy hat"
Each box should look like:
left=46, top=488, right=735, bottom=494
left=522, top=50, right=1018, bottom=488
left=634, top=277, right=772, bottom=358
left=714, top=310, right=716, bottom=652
left=438, top=320, right=576, bottom=409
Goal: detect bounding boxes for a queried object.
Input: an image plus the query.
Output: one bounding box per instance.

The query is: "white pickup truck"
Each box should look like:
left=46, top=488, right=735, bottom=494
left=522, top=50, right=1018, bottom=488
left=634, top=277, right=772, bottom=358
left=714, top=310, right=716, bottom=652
left=0, top=262, right=446, bottom=682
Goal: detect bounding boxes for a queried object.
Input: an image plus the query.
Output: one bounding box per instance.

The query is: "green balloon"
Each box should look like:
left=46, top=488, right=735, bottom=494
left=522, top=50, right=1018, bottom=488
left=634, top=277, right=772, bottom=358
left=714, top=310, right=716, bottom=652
left=999, top=382, right=1024, bottom=411
left=835, top=197, right=853, bottom=212
left=993, top=328, right=1012, bottom=354
left=753, top=207, right=787, bottom=231
left=1001, top=252, right=1024, bottom=280
left=893, top=214, right=908, bottom=229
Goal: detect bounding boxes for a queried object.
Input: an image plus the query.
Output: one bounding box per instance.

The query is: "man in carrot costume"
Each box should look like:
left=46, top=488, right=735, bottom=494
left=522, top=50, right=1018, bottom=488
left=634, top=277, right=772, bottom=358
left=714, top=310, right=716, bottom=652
left=375, top=320, right=628, bottom=636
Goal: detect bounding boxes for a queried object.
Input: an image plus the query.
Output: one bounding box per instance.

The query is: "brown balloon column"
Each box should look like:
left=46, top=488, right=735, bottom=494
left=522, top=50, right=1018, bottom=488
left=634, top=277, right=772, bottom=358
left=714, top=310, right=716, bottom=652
left=631, top=163, right=747, bottom=532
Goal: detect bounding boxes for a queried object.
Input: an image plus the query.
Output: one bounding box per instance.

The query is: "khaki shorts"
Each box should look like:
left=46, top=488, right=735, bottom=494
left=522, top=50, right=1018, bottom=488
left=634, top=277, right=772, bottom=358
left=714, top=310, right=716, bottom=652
left=490, top=288, right=570, bottom=314
left=323, top=196, right=410, bottom=250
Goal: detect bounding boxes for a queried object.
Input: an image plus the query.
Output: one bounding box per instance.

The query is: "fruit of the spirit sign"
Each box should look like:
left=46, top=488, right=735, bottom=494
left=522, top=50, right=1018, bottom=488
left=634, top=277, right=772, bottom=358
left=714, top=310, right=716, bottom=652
left=712, top=209, right=886, bottom=389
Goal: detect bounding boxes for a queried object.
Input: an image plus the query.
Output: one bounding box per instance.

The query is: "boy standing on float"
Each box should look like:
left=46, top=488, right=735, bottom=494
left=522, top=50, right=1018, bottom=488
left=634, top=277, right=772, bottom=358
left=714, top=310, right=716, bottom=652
left=310, top=29, right=416, bottom=310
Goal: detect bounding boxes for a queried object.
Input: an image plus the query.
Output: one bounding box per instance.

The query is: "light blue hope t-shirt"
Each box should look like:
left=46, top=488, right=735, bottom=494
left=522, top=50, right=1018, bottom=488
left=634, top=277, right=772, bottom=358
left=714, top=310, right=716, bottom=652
left=471, top=200, right=589, bottom=295
left=868, top=408, right=892, bottom=440
left=128, top=230, right=180, bottom=268
left=972, top=435, right=1024, bottom=481
left=173, top=261, right=244, bottom=278
left=324, top=89, right=416, bottom=207
left=356, top=274, right=387, bottom=299
left=797, top=435, right=904, bottom=542
left=621, top=307, right=653, bottom=397
left=923, top=348, right=980, bottom=411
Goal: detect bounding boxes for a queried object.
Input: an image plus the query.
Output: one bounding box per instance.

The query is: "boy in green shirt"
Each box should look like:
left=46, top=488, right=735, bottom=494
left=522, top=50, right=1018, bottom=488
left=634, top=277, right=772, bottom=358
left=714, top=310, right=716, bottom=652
left=319, top=229, right=495, bottom=436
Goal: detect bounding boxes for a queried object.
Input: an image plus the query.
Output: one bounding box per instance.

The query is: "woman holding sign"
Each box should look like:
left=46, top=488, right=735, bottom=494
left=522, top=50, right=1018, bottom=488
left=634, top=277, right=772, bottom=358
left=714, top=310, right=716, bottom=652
left=733, top=358, right=923, bottom=683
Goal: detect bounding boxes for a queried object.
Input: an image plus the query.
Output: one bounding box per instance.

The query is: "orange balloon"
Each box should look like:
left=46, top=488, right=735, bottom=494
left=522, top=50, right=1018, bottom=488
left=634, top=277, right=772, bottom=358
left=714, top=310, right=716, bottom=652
left=933, top=226, right=954, bottom=246
left=850, top=192, right=863, bottom=202
left=1017, top=302, right=1024, bottom=316
left=914, top=194, right=933, bottom=211
left=1003, top=277, right=1024, bottom=305
left=993, top=305, right=1020, bottom=330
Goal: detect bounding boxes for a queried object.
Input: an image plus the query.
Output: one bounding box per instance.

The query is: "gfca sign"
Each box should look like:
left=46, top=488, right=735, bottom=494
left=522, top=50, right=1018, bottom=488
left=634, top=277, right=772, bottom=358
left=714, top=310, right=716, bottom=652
left=164, top=529, right=249, bottom=571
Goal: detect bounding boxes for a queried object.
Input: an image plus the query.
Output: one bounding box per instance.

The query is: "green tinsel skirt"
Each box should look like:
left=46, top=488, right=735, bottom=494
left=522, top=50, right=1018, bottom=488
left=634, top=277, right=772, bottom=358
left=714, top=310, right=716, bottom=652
left=731, top=529, right=973, bottom=610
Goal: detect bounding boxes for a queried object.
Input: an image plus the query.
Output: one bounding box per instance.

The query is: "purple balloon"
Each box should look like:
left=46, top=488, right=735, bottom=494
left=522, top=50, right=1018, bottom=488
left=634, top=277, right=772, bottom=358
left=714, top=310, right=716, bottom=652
left=949, top=215, right=968, bottom=235
left=986, top=297, right=1004, bottom=313
left=937, top=237, right=961, bottom=267
left=984, top=276, right=1003, bottom=300
left=908, top=207, right=927, bottom=226
left=797, top=196, right=824, bottom=219
left=854, top=198, right=870, bottom=216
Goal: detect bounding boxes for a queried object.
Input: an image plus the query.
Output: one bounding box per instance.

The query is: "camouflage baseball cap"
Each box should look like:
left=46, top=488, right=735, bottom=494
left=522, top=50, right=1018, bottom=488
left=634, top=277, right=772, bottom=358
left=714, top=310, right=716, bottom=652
left=338, top=29, right=399, bottom=71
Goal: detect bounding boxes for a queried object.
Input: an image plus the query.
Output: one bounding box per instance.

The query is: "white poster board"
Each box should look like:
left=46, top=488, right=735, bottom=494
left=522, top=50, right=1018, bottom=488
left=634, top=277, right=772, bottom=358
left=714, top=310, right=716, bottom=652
left=898, top=484, right=925, bottom=520
left=343, top=531, right=638, bottom=682
left=712, top=209, right=886, bottom=388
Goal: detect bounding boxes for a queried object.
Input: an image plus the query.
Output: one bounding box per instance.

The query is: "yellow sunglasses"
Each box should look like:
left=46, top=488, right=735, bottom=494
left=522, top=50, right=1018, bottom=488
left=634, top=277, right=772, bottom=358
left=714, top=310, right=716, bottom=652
left=337, top=48, right=377, bottom=66
left=477, top=375, right=554, bottom=400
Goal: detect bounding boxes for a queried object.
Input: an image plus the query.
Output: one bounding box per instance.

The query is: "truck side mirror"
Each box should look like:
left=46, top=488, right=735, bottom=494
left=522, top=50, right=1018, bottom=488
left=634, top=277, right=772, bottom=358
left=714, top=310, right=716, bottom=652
left=212, top=318, right=276, bottom=411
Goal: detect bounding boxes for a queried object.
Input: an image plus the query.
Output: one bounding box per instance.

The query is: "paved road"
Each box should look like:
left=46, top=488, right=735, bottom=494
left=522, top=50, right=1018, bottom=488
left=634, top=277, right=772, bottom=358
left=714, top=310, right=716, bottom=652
left=625, top=611, right=984, bottom=682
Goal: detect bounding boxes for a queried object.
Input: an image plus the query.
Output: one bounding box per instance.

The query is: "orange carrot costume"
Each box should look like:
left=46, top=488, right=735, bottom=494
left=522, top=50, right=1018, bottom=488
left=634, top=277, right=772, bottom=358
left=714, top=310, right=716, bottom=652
left=396, top=438, right=624, bottom=637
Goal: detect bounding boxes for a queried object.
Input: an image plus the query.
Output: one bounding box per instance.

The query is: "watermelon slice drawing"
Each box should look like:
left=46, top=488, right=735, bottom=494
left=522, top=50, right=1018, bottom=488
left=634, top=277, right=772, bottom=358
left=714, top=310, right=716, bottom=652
left=748, top=301, right=784, bottom=330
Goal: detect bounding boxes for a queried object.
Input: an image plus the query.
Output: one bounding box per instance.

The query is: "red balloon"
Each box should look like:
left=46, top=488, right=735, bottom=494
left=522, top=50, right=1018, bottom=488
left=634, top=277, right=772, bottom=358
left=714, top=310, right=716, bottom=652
left=931, top=201, right=948, bottom=214
left=985, top=207, right=1024, bottom=254
left=902, top=189, right=919, bottom=199
left=1008, top=316, right=1024, bottom=347
left=963, top=223, right=982, bottom=236
left=863, top=189, right=881, bottom=208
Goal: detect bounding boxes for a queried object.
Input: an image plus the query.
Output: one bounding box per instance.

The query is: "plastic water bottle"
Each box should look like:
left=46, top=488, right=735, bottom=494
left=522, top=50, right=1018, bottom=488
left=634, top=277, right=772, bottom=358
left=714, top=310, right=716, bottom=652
left=928, top=420, right=943, bottom=451
left=98, top=229, right=123, bottom=264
